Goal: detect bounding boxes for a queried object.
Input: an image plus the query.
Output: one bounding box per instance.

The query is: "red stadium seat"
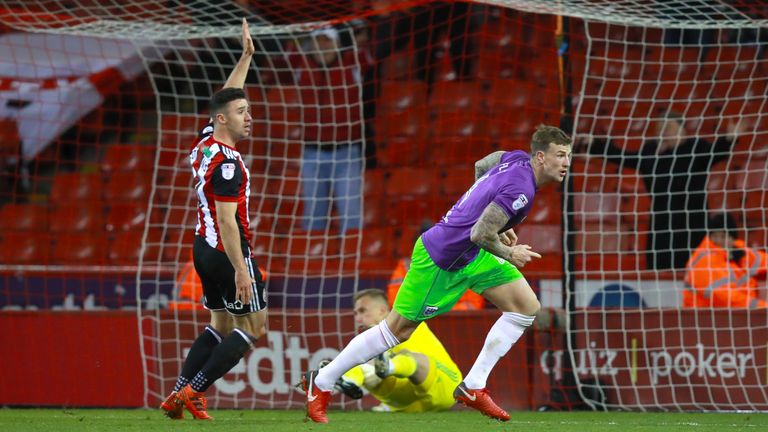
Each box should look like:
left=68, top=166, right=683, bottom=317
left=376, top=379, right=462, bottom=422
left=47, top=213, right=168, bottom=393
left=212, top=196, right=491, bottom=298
left=0, top=232, right=50, bottom=265
left=517, top=224, right=561, bottom=253
left=375, top=107, right=429, bottom=143
left=441, top=167, right=474, bottom=197
left=52, top=232, right=108, bottom=265
left=431, top=113, right=487, bottom=139
left=378, top=137, right=425, bottom=167
left=385, top=198, right=445, bottom=227
left=340, top=227, right=396, bottom=259
left=109, top=229, right=163, bottom=265
left=385, top=167, right=439, bottom=197
left=104, top=171, right=153, bottom=201
left=574, top=223, right=636, bottom=253
left=49, top=202, right=104, bottom=233
left=429, top=81, right=486, bottom=114
left=50, top=172, right=103, bottom=205
left=102, top=144, right=155, bottom=173
left=160, top=113, right=205, bottom=149
left=106, top=202, right=149, bottom=232
left=0, top=203, right=48, bottom=232
left=528, top=191, right=561, bottom=225
left=364, top=169, right=387, bottom=199
left=429, top=136, right=495, bottom=166
left=573, top=193, right=621, bottom=225
left=378, top=81, right=427, bottom=114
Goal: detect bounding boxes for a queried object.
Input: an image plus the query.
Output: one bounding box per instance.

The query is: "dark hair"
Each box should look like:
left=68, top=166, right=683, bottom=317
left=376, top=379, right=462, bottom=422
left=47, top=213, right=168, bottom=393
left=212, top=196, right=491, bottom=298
left=531, top=124, right=571, bottom=155
left=707, top=212, right=739, bottom=237
left=353, top=288, right=388, bottom=305
left=210, top=87, right=247, bottom=116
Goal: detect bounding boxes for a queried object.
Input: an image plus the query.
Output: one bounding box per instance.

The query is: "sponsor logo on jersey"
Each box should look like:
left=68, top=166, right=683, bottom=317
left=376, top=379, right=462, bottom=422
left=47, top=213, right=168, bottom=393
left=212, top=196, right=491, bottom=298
left=512, top=194, right=528, bottom=210
left=423, top=305, right=438, bottom=316
left=222, top=163, right=236, bottom=180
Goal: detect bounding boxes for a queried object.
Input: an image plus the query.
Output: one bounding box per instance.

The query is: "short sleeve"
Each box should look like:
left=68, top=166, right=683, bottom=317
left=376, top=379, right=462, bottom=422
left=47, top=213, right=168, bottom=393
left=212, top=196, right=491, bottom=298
left=211, top=159, right=243, bottom=201
left=492, top=183, right=528, bottom=220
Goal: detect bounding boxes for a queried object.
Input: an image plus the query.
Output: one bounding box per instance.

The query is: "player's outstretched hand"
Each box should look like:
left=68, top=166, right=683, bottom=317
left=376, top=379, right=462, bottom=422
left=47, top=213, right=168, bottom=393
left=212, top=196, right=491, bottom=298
left=508, top=244, right=541, bottom=268
left=235, top=268, right=254, bottom=304
left=241, top=18, right=254, bottom=57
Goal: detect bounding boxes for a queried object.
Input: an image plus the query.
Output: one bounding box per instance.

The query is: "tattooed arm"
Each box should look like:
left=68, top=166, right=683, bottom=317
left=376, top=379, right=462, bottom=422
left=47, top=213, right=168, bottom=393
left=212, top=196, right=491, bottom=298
left=474, top=151, right=505, bottom=180
left=470, top=202, right=541, bottom=267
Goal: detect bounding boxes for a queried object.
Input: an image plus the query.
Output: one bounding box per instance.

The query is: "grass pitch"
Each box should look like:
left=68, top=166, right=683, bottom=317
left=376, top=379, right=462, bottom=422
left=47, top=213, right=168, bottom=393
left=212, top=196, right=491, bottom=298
left=0, top=409, right=765, bottom=431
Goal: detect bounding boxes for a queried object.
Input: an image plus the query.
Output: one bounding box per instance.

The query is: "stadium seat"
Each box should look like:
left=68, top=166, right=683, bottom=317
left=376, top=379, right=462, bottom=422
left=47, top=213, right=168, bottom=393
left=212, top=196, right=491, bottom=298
left=429, top=136, right=495, bottom=166
left=378, top=81, right=427, bottom=114
left=363, top=169, right=387, bottom=199
left=52, top=232, right=108, bottom=265
left=108, top=229, right=163, bottom=265
left=441, top=166, right=474, bottom=197
left=340, top=227, right=396, bottom=260
left=102, top=144, right=155, bottom=173
left=0, top=203, right=49, bottom=232
left=105, top=202, right=149, bottom=232
left=516, top=224, right=561, bottom=253
left=385, top=198, right=445, bottom=227
left=573, top=193, right=621, bottom=225
left=104, top=170, right=153, bottom=201
left=431, top=112, right=487, bottom=139
left=528, top=191, right=561, bottom=225
left=429, top=81, right=486, bottom=114
left=378, top=137, right=425, bottom=167
left=49, top=202, right=104, bottom=233
left=375, top=107, right=429, bottom=143
left=575, top=223, right=636, bottom=253
left=161, top=113, right=206, bottom=149
left=0, top=232, right=50, bottom=265
left=266, top=87, right=301, bottom=122
left=50, top=172, right=103, bottom=205
left=385, top=167, right=439, bottom=197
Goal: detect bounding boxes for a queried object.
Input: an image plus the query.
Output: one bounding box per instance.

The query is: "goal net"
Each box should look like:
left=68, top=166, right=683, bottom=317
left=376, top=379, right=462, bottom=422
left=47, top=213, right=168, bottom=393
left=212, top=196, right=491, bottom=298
left=1, top=0, right=766, bottom=412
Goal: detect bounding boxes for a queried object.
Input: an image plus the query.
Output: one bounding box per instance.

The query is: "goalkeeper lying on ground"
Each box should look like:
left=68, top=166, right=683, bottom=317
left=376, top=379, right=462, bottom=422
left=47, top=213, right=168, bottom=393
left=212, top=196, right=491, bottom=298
left=325, top=288, right=461, bottom=412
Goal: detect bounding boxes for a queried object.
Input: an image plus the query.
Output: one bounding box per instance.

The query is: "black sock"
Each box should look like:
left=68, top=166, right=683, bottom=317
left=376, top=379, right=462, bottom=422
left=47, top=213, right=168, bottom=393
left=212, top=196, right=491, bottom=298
left=174, top=326, right=222, bottom=392
left=190, top=329, right=255, bottom=392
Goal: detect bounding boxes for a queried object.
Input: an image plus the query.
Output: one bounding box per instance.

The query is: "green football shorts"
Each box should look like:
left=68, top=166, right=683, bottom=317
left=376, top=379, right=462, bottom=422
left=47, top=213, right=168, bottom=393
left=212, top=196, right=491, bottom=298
left=393, top=236, right=524, bottom=321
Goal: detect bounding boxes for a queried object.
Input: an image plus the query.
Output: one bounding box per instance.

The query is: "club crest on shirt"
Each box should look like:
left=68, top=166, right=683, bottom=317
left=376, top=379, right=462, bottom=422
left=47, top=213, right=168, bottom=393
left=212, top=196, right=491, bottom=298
left=512, top=194, right=528, bottom=210
left=222, top=163, right=235, bottom=180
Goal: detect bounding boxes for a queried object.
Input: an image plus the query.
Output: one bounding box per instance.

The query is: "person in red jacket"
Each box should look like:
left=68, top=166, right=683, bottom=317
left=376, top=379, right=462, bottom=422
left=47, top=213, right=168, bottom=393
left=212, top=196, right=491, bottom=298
left=295, top=26, right=368, bottom=235
left=684, top=213, right=768, bottom=308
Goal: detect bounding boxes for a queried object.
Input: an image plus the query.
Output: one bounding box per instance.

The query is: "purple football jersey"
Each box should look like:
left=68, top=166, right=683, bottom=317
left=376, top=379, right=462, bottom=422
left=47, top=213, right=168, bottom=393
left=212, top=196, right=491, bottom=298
left=421, top=150, right=537, bottom=270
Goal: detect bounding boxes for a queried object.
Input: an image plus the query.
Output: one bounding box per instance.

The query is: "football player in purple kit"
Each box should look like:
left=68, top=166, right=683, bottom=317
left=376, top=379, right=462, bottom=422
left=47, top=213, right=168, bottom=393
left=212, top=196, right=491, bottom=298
left=302, top=125, right=572, bottom=423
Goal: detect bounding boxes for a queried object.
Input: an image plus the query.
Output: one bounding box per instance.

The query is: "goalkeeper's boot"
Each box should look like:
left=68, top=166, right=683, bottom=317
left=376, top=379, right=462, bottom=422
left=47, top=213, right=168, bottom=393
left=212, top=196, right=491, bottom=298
left=301, top=370, right=331, bottom=423
left=373, top=353, right=391, bottom=379
left=177, top=384, right=213, bottom=420
left=453, top=381, right=510, bottom=422
left=159, top=391, right=184, bottom=419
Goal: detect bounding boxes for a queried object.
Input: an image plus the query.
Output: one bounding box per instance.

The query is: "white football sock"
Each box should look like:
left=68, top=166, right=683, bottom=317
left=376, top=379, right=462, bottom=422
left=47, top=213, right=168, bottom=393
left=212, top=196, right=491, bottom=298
left=463, top=312, right=535, bottom=389
left=315, top=320, right=400, bottom=391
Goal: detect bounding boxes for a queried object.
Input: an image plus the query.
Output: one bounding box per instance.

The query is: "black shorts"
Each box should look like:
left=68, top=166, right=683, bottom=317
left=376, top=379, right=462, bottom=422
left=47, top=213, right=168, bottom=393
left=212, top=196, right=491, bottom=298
left=192, top=236, right=267, bottom=315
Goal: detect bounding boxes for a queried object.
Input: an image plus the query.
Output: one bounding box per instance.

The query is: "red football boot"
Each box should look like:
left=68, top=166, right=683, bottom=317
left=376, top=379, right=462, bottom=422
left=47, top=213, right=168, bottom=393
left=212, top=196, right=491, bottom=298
left=301, top=370, right=332, bottom=423
left=454, top=381, right=510, bottom=421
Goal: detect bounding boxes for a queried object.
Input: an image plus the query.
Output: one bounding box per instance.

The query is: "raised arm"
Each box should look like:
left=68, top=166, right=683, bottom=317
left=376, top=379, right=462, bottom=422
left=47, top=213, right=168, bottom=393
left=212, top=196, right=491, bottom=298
left=222, top=18, right=255, bottom=90
left=470, top=202, right=540, bottom=268
left=474, top=151, right=505, bottom=180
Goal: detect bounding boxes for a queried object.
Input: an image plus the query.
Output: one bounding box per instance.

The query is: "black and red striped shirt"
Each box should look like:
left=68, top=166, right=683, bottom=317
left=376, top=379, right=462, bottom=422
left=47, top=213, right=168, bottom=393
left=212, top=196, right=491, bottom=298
left=190, top=123, right=252, bottom=257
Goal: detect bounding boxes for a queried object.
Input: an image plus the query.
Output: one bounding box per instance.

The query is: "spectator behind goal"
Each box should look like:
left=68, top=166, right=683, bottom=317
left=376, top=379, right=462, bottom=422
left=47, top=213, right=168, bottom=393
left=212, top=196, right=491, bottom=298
left=683, top=213, right=768, bottom=308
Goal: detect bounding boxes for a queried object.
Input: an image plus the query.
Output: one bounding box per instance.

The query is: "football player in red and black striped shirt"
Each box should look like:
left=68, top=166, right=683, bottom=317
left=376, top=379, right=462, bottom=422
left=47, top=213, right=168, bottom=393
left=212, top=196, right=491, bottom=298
left=161, top=19, right=266, bottom=421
